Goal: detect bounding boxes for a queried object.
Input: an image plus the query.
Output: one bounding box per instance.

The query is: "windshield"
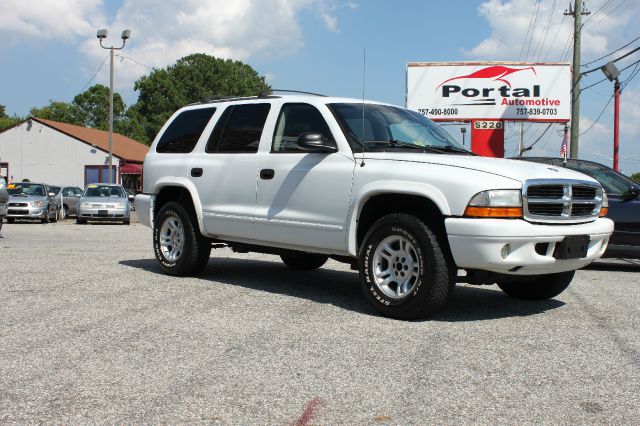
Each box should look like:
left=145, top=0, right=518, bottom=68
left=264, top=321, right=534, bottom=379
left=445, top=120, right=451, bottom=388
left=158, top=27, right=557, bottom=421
left=83, top=185, right=125, bottom=198
left=49, top=186, right=61, bottom=195
left=328, top=103, right=469, bottom=154
left=7, top=182, right=46, bottom=196
left=566, top=161, right=636, bottom=196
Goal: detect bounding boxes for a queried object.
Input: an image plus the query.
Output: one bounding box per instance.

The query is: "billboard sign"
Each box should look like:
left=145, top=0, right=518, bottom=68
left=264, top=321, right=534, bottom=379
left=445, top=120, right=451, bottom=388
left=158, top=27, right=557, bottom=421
left=406, top=62, right=571, bottom=122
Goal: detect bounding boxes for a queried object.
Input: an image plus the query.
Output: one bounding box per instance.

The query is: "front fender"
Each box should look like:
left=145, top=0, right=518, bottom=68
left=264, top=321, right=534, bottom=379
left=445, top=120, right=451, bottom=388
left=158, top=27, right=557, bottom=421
left=152, top=177, right=206, bottom=235
left=346, top=180, right=451, bottom=256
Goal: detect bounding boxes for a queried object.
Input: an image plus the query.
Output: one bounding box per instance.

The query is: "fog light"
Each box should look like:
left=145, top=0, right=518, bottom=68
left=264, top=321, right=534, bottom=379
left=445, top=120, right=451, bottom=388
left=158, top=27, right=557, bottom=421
left=501, top=244, right=510, bottom=259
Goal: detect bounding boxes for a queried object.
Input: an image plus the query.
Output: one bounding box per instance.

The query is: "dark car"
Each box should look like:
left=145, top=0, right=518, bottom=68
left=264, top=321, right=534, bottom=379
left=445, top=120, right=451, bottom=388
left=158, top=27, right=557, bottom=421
left=516, top=157, right=640, bottom=258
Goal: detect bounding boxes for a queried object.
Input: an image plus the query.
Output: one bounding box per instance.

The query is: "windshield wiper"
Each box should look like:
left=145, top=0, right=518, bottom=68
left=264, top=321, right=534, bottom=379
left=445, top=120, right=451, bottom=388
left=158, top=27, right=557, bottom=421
left=364, top=140, right=428, bottom=152
left=422, top=145, right=472, bottom=154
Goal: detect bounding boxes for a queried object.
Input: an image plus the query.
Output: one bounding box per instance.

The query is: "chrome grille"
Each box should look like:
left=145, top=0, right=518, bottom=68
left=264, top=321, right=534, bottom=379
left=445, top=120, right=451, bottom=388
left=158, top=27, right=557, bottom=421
left=523, top=179, right=602, bottom=223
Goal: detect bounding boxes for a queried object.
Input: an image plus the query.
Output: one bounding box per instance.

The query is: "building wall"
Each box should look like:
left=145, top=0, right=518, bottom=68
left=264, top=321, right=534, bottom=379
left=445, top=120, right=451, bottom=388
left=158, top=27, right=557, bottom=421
left=0, top=121, right=120, bottom=187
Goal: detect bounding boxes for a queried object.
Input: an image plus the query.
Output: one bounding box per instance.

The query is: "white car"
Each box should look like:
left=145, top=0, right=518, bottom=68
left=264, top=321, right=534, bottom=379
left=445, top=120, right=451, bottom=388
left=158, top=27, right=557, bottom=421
left=77, top=184, right=131, bottom=225
left=136, top=93, right=613, bottom=319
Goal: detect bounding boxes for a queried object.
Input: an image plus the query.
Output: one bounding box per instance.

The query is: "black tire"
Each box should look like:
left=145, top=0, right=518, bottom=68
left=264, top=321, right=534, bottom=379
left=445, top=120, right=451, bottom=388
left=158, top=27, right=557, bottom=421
left=280, top=252, right=328, bottom=270
left=496, top=271, right=575, bottom=300
left=0, top=218, right=3, bottom=231
left=154, top=201, right=211, bottom=276
left=76, top=217, right=87, bottom=224
left=41, top=208, right=50, bottom=224
left=7, top=217, right=14, bottom=224
left=123, top=218, right=130, bottom=225
left=359, top=213, right=455, bottom=320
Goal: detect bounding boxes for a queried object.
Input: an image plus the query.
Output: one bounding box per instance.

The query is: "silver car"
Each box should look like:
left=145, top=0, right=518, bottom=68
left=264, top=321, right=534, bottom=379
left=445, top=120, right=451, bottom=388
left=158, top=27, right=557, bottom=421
left=77, top=184, right=131, bottom=225
left=0, top=178, right=8, bottom=230
left=6, top=182, right=58, bottom=223
left=56, top=186, right=83, bottom=217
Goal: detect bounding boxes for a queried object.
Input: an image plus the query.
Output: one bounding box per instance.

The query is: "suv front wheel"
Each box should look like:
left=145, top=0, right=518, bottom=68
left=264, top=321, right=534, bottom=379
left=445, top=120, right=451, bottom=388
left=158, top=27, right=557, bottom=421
left=359, top=213, right=455, bottom=320
left=154, top=202, right=211, bottom=276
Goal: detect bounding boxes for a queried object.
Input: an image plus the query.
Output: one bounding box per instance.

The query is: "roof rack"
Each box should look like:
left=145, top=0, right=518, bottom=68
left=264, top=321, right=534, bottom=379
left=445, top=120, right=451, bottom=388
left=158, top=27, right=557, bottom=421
left=270, top=89, right=327, bottom=97
left=190, top=94, right=280, bottom=106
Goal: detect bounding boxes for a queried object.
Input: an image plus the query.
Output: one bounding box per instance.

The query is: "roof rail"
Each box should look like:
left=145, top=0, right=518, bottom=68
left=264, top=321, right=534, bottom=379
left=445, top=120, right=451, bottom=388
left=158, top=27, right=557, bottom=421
left=189, top=93, right=279, bottom=106
left=270, top=89, right=327, bottom=97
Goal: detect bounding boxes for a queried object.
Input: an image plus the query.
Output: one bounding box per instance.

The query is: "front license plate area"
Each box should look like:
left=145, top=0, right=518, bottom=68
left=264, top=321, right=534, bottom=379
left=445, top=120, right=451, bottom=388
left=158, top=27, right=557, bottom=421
left=98, top=209, right=108, bottom=216
left=554, top=235, right=590, bottom=259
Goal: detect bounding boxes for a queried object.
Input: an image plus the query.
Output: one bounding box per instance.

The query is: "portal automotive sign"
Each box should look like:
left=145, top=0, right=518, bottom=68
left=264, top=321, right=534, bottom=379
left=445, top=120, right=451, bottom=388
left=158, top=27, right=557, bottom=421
left=406, top=62, right=571, bottom=122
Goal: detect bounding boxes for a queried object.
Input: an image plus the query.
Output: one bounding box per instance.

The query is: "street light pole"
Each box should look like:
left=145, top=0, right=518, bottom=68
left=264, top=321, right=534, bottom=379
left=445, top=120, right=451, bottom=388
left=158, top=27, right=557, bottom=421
left=97, top=28, right=131, bottom=184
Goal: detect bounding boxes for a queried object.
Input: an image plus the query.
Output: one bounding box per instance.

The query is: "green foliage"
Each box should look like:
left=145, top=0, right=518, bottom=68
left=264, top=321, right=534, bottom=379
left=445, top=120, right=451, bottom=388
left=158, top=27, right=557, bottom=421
left=30, top=101, right=85, bottom=126
left=132, top=53, right=271, bottom=143
left=73, top=84, right=126, bottom=130
left=0, top=104, right=23, bottom=131
left=631, top=172, right=640, bottom=183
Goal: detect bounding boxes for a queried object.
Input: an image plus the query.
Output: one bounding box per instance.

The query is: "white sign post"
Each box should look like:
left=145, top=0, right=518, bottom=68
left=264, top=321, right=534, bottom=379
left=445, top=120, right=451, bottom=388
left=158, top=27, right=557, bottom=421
left=406, top=62, right=571, bottom=122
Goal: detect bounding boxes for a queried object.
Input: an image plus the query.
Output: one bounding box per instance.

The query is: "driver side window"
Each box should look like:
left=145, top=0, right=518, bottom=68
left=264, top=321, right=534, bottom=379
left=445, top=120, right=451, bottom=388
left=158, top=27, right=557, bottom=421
left=272, top=103, right=335, bottom=153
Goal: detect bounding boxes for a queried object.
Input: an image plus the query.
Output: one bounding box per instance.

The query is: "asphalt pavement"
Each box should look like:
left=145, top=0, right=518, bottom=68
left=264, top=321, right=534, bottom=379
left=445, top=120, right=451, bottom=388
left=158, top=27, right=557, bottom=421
left=0, top=220, right=638, bottom=424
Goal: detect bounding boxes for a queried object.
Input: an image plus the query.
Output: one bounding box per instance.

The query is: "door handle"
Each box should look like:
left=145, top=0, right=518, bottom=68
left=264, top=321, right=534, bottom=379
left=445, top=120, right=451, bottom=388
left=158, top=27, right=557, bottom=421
left=191, top=168, right=203, bottom=177
left=260, top=169, right=275, bottom=180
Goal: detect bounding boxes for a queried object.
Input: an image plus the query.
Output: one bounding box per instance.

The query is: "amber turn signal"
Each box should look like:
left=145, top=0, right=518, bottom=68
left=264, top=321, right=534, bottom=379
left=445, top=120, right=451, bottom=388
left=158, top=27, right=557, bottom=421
left=464, top=206, right=523, bottom=218
left=599, top=207, right=608, bottom=217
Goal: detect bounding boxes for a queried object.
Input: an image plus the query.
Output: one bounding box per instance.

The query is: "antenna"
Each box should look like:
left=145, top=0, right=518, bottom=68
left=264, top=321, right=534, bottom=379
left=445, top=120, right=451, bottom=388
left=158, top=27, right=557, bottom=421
left=360, top=48, right=366, bottom=167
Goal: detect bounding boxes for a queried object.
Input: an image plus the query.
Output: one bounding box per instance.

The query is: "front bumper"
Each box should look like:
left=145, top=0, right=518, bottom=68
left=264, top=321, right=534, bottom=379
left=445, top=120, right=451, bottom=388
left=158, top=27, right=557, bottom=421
left=78, top=207, right=129, bottom=221
left=445, top=217, right=614, bottom=275
left=7, top=206, right=48, bottom=219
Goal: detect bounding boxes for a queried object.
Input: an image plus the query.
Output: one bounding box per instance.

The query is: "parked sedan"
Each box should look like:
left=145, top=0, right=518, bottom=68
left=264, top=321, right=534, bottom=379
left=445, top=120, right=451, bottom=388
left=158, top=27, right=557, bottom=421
left=516, top=157, right=640, bottom=258
left=0, top=178, right=8, bottom=230
left=59, top=186, right=83, bottom=217
left=77, top=184, right=131, bottom=225
left=6, top=182, right=58, bottom=223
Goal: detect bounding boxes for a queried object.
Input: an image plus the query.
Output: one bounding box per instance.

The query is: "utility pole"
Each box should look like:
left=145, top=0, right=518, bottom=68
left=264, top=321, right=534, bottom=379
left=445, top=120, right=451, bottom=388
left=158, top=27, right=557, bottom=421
left=97, top=28, right=131, bottom=184
left=565, top=1, right=590, bottom=159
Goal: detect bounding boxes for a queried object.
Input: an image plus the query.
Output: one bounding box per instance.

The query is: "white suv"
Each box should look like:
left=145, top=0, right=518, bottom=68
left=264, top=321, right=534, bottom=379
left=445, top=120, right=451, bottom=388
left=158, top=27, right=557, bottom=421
left=136, top=93, right=613, bottom=319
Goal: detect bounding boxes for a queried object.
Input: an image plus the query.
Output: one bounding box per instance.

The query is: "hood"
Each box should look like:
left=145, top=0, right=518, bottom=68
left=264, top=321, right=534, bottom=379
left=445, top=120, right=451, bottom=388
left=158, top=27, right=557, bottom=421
left=363, top=153, right=598, bottom=184
left=8, top=194, right=48, bottom=203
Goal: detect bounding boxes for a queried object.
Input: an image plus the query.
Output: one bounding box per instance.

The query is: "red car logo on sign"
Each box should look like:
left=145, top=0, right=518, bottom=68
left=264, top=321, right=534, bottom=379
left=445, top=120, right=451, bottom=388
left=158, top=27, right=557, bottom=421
left=435, top=66, right=537, bottom=91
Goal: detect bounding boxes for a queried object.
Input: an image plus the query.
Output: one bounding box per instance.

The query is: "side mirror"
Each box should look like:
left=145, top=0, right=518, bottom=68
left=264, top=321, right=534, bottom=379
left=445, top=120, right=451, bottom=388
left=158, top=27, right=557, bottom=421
left=296, top=132, right=338, bottom=153
left=624, top=185, right=640, bottom=200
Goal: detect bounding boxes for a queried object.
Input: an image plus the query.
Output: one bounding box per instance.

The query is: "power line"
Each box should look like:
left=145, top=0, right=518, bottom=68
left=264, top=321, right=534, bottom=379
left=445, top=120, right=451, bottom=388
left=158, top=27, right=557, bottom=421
left=80, top=53, right=110, bottom=92
left=581, top=45, right=640, bottom=76
left=579, top=94, right=614, bottom=136
left=519, top=0, right=539, bottom=61
left=581, top=0, right=614, bottom=25
left=523, top=0, right=542, bottom=60
left=534, top=0, right=557, bottom=61
left=115, top=54, right=154, bottom=70
left=582, top=34, right=640, bottom=67
left=543, top=13, right=567, bottom=61
left=583, top=0, right=627, bottom=29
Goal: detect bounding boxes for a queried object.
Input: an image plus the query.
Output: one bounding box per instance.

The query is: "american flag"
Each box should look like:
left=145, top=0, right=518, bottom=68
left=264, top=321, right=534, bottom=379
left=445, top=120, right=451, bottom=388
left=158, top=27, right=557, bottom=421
left=560, top=130, right=568, bottom=159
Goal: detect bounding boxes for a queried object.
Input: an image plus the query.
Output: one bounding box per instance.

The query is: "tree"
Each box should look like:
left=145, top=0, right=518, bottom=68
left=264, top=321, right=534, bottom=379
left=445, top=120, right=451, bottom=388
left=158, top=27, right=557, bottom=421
left=30, top=101, right=84, bottom=126
left=132, top=53, right=270, bottom=143
left=0, top=104, right=22, bottom=131
left=631, top=172, right=640, bottom=183
left=73, top=84, right=126, bottom=130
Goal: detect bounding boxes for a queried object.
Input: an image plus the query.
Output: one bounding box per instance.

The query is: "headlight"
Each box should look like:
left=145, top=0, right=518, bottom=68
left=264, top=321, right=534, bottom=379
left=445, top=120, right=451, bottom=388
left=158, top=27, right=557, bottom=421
left=31, top=200, right=46, bottom=208
left=114, top=202, right=125, bottom=209
left=600, top=192, right=608, bottom=217
left=81, top=202, right=92, bottom=208
left=464, top=189, right=523, bottom=218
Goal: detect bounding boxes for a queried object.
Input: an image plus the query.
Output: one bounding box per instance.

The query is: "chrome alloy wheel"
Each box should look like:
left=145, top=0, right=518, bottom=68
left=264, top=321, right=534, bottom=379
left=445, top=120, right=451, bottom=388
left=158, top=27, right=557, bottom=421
left=159, top=216, right=185, bottom=262
left=372, top=235, right=421, bottom=299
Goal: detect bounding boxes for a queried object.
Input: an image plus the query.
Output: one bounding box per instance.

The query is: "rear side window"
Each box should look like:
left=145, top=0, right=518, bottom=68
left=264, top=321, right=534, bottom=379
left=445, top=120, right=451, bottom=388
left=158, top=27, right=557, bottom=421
left=206, top=104, right=271, bottom=153
left=156, top=107, right=216, bottom=153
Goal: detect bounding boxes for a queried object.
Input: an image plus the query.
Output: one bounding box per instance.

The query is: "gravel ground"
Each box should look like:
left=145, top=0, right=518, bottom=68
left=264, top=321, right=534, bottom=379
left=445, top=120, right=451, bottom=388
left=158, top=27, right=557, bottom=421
left=0, top=220, right=638, bottom=425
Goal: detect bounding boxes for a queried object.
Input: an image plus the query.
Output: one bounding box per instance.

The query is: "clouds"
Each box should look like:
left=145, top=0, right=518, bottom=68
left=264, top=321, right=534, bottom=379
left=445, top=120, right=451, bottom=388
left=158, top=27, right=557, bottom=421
left=0, top=0, right=104, bottom=42
left=0, top=0, right=347, bottom=92
left=467, top=0, right=640, bottom=63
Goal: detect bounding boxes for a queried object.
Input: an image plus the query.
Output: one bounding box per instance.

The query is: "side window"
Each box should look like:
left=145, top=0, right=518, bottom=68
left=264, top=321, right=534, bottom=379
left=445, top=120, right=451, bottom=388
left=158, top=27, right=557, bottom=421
left=156, top=107, right=216, bottom=153
left=62, top=187, right=75, bottom=197
left=206, top=104, right=271, bottom=153
left=272, top=103, right=335, bottom=153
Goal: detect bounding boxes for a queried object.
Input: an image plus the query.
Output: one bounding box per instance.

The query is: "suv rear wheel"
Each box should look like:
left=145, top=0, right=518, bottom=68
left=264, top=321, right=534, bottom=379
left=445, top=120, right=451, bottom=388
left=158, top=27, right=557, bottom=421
left=497, top=271, right=574, bottom=300
left=154, top=201, right=211, bottom=276
left=359, top=213, right=455, bottom=319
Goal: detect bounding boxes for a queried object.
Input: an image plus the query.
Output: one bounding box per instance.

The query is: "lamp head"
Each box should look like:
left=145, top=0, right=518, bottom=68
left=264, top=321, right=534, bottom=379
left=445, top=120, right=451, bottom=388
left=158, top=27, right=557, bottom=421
left=121, top=29, right=131, bottom=40
left=96, top=29, right=108, bottom=39
left=601, top=61, right=620, bottom=82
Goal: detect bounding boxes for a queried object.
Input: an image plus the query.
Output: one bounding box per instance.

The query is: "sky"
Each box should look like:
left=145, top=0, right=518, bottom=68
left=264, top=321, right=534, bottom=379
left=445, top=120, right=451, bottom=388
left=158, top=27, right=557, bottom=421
left=1, top=0, right=640, bottom=173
